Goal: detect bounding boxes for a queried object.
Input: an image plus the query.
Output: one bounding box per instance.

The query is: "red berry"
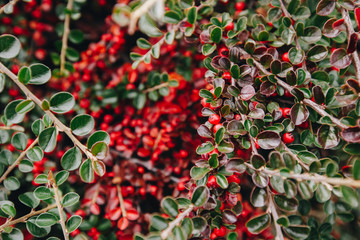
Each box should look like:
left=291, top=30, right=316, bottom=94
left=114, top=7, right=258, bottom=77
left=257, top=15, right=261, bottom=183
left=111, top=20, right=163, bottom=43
left=201, top=98, right=210, bottom=108
left=137, top=166, right=145, bottom=174
left=227, top=174, right=240, bottom=184
left=298, top=121, right=309, bottom=129
left=207, top=175, right=218, bottom=188
left=209, top=114, right=221, bottom=125
left=282, top=107, right=291, bottom=118
left=213, top=123, right=222, bottom=133
left=177, top=182, right=185, bottom=191
left=235, top=2, right=245, bottom=11
left=213, top=226, right=226, bottom=237
left=219, top=47, right=229, bottom=57
left=283, top=132, right=295, bottom=144
left=222, top=72, right=231, bottom=81
left=225, top=21, right=234, bottom=31
left=139, top=187, right=146, bottom=196
left=282, top=52, right=289, bottom=62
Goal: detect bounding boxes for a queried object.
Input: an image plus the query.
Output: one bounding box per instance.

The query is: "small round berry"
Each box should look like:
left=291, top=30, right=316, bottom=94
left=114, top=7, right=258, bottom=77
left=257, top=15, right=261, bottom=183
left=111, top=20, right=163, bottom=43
left=209, top=114, right=221, bottom=125
left=282, top=52, right=289, bottom=62
left=213, top=226, right=226, bottom=237
left=222, top=72, right=231, bottom=81
left=207, top=175, right=218, bottom=188
left=235, top=2, right=245, bottom=11
left=282, top=107, right=291, bottom=118
left=213, top=123, right=222, bottom=133
left=283, top=132, right=295, bottom=144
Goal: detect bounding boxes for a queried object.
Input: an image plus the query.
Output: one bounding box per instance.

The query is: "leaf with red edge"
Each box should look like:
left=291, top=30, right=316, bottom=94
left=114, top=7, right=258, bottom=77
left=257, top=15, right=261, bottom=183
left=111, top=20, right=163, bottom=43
left=90, top=204, right=100, bottom=215
left=355, top=8, right=360, bottom=29
left=240, top=85, right=255, bottom=100
left=117, top=217, right=129, bottom=230
left=341, top=127, right=360, bottom=143
left=93, top=160, right=106, bottom=177
left=260, top=81, right=276, bottom=96
left=290, top=103, right=309, bottom=125
left=330, top=48, right=352, bottom=69
left=316, top=0, right=336, bottom=16
left=109, top=207, right=122, bottom=221
left=323, top=18, right=341, bottom=38
left=332, top=19, right=345, bottom=31
left=126, top=209, right=140, bottom=221
left=347, top=79, right=360, bottom=94
left=347, top=33, right=358, bottom=54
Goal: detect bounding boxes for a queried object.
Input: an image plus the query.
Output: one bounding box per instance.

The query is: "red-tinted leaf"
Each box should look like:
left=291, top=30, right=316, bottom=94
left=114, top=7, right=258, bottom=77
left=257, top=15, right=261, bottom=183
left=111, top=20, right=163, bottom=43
left=347, top=79, right=360, bottom=94
left=341, top=127, right=360, bottom=143
left=260, top=81, right=276, bottom=96
left=290, top=103, right=309, bottom=125
left=93, top=160, right=106, bottom=177
left=126, top=209, right=140, bottom=221
left=241, top=85, right=256, bottom=100
left=330, top=48, right=352, bottom=69
left=312, top=86, right=325, bottom=104
left=117, top=217, right=129, bottom=230
left=332, top=19, right=345, bottom=31
left=90, top=204, right=100, bottom=215
left=257, top=131, right=281, bottom=150
left=109, top=207, right=122, bottom=221
left=316, top=0, right=336, bottom=16
left=347, top=33, right=358, bottom=54
left=355, top=8, right=360, bottom=29
left=323, top=18, right=341, bottom=38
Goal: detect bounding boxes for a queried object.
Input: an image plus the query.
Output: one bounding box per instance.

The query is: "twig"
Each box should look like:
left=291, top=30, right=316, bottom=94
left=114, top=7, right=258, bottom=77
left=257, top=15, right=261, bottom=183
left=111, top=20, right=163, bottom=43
left=0, top=0, right=19, bottom=15
left=279, top=0, right=300, bottom=50
left=280, top=142, right=309, bottom=171
left=128, top=0, right=162, bottom=35
left=0, top=203, right=57, bottom=232
left=60, top=0, right=74, bottom=75
left=267, top=187, right=284, bottom=240
left=237, top=48, right=349, bottom=129
left=0, top=62, right=99, bottom=164
left=143, top=82, right=169, bottom=93
left=160, top=205, right=194, bottom=239
left=341, top=8, right=360, bottom=82
left=245, top=163, right=360, bottom=188
left=116, top=184, right=127, bottom=218
left=0, top=138, right=39, bottom=184
left=0, top=125, right=24, bottom=132
left=49, top=172, right=69, bottom=240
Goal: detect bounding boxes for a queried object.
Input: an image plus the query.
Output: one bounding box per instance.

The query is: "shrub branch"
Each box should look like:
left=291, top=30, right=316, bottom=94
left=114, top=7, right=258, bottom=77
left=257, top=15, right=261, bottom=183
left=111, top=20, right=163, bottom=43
left=0, top=137, right=39, bottom=184
left=128, top=0, right=162, bottom=35
left=0, top=203, right=57, bottom=232
left=60, top=0, right=74, bottom=75
left=267, top=187, right=284, bottom=240
left=237, top=48, right=349, bottom=129
left=160, top=205, right=194, bottom=239
left=0, top=62, right=99, bottom=163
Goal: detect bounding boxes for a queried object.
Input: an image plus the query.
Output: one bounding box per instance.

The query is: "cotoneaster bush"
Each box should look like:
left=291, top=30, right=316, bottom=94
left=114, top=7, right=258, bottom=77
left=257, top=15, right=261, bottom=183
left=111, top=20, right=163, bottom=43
left=0, top=0, right=360, bottom=240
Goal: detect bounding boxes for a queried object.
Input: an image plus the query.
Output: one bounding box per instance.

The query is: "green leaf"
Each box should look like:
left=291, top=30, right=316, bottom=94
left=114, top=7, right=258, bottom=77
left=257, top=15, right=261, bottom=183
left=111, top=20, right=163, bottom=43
left=31, top=119, right=45, bottom=136
left=0, top=201, right=16, bottom=217
left=5, top=100, right=25, bottom=124
left=138, top=14, right=162, bottom=37
left=215, top=126, right=225, bottom=144
left=34, top=174, right=48, bottom=184
left=39, top=127, right=58, bottom=153
left=11, top=132, right=27, bottom=150
left=317, top=125, right=339, bottom=149
left=192, top=217, right=207, bottom=235
left=341, top=186, right=359, bottom=208
left=246, top=213, right=271, bottom=234
left=164, top=11, right=182, bottom=24
left=28, top=64, right=51, bottom=85
left=191, top=186, right=209, bottom=207
left=202, top=44, right=216, bottom=56
left=161, top=197, right=179, bottom=218
left=66, top=47, right=80, bottom=62
left=283, top=226, right=310, bottom=240
left=215, top=174, right=228, bottom=189
left=196, top=141, right=214, bottom=155
left=55, top=170, right=69, bottom=186
left=288, top=48, right=305, bottom=65
left=66, top=215, right=82, bottom=233
left=0, top=34, right=21, bottom=59
left=19, top=192, right=40, bottom=208
left=91, top=141, right=108, bottom=160
left=230, top=64, right=240, bottom=79
left=187, top=6, right=197, bottom=24
left=4, top=176, right=20, bottom=191
left=15, top=99, right=35, bottom=114
left=1, top=228, right=24, bottom=240
left=69, top=29, right=84, bottom=44
left=87, top=131, right=110, bottom=149
left=173, top=226, right=185, bottom=240
left=217, top=140, right=234, bottom=153
left=316, top=184, right=331, bottom=203
left=79, top=159, right=94, bottom=183
left=19, top=159, right=33, bottom=172
left=181, top=218, right=193, bottom=239
left=150, top=215, right=168, bottom=231
left=257, top=131, right=281, bottom=149
left=61, top=147, right=82, bottom=171
left=210, top=27, right=222, bottom=43
left=26, top=217, right=51, bottom=237
left=133, top=93, right=146, bottom=110
left=190, top=167, right=210, bottom=180
left=307, top=45, right=328, bottom=62
left=70, top=114, right=94, bottom=136
left=34, top=186, right=53, bottom=200
left=62, top=192, right=80, bottom=207
left=36, top=213, right=58, bottom=227
left=274, top=195, right=298, bottom=212
left=27, top=146, right=44, bottom=162
left=199, top=89, right=214, bottom=99
left=353, top=159, right=360, bottom=180
left=136, top=38, right=152, bottom=49
left=250, top=187, right=268, bottom=207
left=300, top=26, right=322, bottom=44
left=49, top=92, right=75, bottom=114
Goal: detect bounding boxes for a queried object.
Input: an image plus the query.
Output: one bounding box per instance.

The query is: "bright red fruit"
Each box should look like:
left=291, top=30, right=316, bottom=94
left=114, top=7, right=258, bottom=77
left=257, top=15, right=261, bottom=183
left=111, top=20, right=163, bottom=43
left=235, top=2, right=245, bottom=11
left=283, top=132, right=295, bottom=144
left=282, top=107, right=291, bottom=118
left=222, top=72, right=231, bottom=81
left=282, top=52, right=289, bottom=62
left=213, top=226, right=226, bottom=237
left=207, top=175, right=218, bottom=187
left=209, top=114, right=221, bottom=125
